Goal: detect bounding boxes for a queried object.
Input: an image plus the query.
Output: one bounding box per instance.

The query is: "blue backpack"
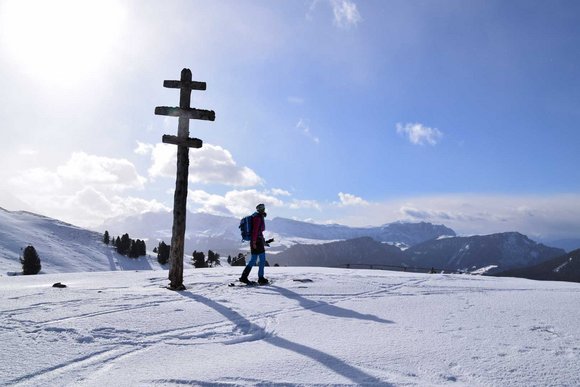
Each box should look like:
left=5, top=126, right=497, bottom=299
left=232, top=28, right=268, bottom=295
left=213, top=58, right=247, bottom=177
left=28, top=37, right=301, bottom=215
left=239, top=214, right=254, bottom=241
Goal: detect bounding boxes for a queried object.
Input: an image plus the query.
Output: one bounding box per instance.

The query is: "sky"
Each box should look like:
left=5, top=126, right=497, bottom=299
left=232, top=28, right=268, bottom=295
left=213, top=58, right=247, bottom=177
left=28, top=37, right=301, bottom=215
left=1, top=0, right=580, bottom=241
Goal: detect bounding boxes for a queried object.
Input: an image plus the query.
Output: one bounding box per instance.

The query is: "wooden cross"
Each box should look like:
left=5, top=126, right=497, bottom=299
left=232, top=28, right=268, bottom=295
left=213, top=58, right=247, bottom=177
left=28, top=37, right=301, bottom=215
left=155, top=68, right=215, bottom=290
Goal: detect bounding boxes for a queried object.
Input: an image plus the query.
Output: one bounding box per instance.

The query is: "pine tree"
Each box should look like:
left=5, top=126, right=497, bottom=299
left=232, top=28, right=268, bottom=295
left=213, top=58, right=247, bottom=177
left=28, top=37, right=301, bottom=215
left=192, top=250, right=207, bottom=268
left=231, top=253, right=246, bottom=266
left=103, top=230, right=110, bottom=245
left=207, top=250, right=221, bottom=267
left=117, top=233, right=131, bottom=256
left=128, top=240, right=138, bottom=258
left=21, top=245, right=41, bottom=275
left=157, top=241, right=170, bottom=265
left=139, top=240, right=147, bottom=256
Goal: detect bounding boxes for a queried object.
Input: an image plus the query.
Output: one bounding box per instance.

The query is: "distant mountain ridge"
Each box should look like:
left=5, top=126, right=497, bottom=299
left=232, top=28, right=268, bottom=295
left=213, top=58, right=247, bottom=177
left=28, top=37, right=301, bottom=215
left=496, top=249, right=580, bottom=282
left=101, top=210, right=456, bottom=255
left=269, top=218, right=455, bottom=246
left=272, top=237, right=406, bottom=268
left=2, top=208, right=574, bottom=282
left=404, top=232, right=565, bottom=274
left=273, top=232, right=566, bottom=275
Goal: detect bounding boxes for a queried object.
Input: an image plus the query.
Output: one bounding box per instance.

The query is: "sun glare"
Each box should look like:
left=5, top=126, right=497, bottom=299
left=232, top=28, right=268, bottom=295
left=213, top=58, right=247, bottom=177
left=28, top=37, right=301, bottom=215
left=0, top=0, right=125, bottom=83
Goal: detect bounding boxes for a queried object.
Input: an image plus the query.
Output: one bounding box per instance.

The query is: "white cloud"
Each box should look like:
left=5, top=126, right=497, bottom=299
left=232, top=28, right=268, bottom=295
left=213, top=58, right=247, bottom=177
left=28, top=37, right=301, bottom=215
left=10, top=152, right=146, bottom=193
left=396, top=123, right=443, bottom=146
left=8, top=184, right=169, bottom=229
left=146, top=143, right=263, bottom=187
left=187, top=190, right=228, bottom=214
left=333, top=194, right=580, bottom=240
left=148, top=143, right=176, bottom=178
left=18, top=148, right=38, bottom=156
left=6, top=152, right=162, bottom=228
left=338, top=192, right=369, bottom=207
left=9, top=168, right=63, bottom=193
left=331, top=0, right=362, bottom=29
left=269, top=188, right=292, bottom=197
left=56, top=152, right=146, bottom=191
left=306, top=1, right=362, bottom=30
left=296, top=119, right=320, bottom=144
left=289, top=199, right=322, bottom=211
left=134, top=141, right=154, bottom=156
left=188, top=189, right=284, bottom=218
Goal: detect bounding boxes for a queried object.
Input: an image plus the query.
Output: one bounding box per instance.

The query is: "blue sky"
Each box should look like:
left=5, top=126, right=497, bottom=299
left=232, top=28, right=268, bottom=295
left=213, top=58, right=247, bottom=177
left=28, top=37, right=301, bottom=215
left=1, top=0, right=580, bottom=240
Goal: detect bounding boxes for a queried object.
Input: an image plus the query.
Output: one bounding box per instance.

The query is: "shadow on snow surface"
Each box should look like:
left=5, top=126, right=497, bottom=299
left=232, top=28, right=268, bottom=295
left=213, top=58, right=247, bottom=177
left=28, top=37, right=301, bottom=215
left=265, top=285, right=394, bottom=325
left=178, top=291, right=392, bottom=386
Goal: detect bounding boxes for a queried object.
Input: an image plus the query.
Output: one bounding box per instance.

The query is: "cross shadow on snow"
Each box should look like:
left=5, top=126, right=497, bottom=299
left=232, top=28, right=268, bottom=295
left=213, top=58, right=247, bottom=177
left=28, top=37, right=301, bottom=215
left=265, top=285, right=394, bottom=325
left=178, top=291, right=391, bottom=386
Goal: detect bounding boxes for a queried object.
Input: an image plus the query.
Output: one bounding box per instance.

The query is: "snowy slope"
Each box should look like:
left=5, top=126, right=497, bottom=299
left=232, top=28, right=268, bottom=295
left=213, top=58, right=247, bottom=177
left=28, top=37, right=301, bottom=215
left=0, top=208, right=162, bottom=275
left=1, top=267, right=579, bottom=386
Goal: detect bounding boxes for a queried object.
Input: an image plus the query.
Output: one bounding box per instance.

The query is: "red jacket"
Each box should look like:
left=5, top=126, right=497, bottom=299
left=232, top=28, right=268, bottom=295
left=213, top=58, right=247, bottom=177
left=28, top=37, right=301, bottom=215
left=251, top=213, right=265, bottom=244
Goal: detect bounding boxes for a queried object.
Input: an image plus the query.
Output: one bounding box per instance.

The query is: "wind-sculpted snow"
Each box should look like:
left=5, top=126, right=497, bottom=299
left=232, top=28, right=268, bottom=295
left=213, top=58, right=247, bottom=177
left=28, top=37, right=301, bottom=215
left=1, top=267, right=579, bottom=386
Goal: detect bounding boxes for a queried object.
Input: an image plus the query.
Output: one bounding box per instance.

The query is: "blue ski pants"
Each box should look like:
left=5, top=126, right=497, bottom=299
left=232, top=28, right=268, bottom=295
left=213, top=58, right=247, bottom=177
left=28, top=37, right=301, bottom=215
left=245, top=252, right=266, bottom=278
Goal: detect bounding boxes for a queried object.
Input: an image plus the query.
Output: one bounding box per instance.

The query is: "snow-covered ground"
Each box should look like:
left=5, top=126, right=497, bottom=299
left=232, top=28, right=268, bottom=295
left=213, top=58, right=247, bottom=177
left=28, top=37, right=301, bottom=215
left=1, top=267, right=579, bottom=386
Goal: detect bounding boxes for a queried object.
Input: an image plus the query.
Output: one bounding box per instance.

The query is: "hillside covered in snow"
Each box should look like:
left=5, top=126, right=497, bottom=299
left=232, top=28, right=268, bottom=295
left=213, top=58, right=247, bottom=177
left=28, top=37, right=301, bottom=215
left=3, top=208, right=578, bottom=282
left=1, top=267, right=579, bottom=386
left=0, top=207, right=163, bottom=275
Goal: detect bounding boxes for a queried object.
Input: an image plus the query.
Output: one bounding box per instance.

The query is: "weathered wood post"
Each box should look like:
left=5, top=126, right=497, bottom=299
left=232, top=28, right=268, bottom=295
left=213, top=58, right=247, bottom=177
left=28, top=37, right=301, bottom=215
left=155, top=68, right=215, bottom=290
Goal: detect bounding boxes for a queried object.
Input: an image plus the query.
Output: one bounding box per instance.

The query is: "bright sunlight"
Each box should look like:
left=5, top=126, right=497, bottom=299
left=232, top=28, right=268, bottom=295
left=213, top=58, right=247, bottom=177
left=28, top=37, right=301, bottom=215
left=0, top=0, right=125, bottom=83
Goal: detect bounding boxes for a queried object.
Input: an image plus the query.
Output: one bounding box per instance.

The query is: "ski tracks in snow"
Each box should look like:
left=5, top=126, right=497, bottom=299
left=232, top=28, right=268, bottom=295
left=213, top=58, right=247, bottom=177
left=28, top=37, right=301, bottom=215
left=8, top=271, right=574, bottom=386
left=1, top=272, right=417, bottom=385
left=2, top=282, right=282, bottom=385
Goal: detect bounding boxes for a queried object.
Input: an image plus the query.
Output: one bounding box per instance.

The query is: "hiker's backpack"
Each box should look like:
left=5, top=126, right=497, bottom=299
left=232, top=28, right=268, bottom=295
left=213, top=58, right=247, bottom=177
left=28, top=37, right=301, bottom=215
left=239, top=214, right=254, bottom=241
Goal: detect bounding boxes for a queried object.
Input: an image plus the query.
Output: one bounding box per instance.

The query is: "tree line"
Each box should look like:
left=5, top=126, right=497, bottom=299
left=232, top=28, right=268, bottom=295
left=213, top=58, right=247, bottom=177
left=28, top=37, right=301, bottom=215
left=103, top=231, right=269, bottom=269
left=103, top=231, right=146, bottom=258
left=18, top=234, right=259, bottom=277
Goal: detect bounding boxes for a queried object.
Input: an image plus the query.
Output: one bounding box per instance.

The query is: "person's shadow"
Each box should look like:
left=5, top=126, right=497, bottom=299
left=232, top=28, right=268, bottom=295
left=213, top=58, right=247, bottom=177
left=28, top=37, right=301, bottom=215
left=178, top=291, right=393, bottom=386
left=264, top=285, right=394, bottom=325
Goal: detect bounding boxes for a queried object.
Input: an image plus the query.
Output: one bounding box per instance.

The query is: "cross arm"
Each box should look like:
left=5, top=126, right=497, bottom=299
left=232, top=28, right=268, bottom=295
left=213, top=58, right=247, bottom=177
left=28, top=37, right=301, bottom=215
left=163, top=80, right=207, bottom=90
left=155, top=106, right=215, bottom=121
left=162, top=135, right=203, bottom=148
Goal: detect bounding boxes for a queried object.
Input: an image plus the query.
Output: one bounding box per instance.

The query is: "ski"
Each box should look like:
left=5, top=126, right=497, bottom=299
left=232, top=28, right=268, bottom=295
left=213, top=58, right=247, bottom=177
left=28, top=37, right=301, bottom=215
left=228, top=281, right=257, bottom=287
left=228, top=280, right=273, bottom=287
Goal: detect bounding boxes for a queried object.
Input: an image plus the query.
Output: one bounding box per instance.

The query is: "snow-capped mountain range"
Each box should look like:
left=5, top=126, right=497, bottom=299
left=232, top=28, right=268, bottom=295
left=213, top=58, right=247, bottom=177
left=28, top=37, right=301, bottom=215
left=99, top=210, right=455, bottom=255
left=497, top=248, right=580, bottom=282
left=404, top=232, right=565, bottom=274
left=0, top=207, right=577, bottom=282
left=272, top=233, right=566, bottom=275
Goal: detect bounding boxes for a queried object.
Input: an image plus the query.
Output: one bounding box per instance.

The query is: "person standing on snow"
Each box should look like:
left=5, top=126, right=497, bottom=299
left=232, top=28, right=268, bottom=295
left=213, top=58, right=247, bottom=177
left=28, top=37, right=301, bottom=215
left=239, top=203, right=273, bottom=285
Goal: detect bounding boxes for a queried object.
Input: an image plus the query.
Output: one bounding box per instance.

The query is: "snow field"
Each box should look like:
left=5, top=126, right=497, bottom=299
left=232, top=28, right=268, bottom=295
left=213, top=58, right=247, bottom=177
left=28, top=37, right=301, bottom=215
left=1, top=267, right=579, bottom=386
